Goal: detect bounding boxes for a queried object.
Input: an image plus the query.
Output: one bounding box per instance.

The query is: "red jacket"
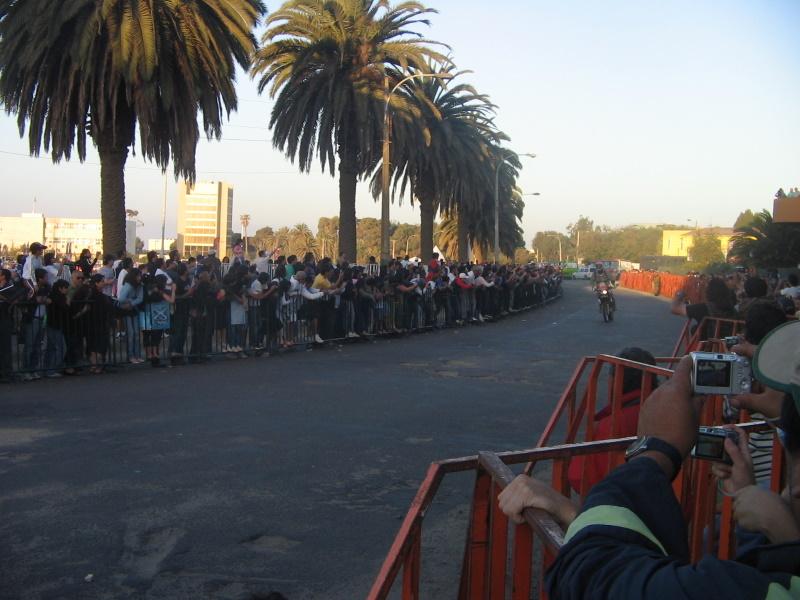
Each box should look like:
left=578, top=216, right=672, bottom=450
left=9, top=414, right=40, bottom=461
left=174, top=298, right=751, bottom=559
left=568, top=390, right=642, bottom=494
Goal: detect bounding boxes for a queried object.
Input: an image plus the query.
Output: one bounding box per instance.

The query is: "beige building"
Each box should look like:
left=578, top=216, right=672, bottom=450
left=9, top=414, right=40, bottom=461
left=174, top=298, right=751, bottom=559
left=0, top=212, right=45, bottom=253
left=0, top=212, right=136, bottom=256
left=177, top=180, right=234, bottom=256
left=661, top=228, right=735, bottom=259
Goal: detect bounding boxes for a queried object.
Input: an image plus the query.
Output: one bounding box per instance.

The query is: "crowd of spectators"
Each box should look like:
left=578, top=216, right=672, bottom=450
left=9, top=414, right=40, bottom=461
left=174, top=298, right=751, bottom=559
left=0, top=245, right=563, bottom=381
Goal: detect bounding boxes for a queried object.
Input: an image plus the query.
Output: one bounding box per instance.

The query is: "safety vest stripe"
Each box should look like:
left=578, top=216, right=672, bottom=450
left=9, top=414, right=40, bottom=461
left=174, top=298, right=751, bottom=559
left=564, top=505, right=667, bottom=556
left=765, top=576, right=800, bottom=599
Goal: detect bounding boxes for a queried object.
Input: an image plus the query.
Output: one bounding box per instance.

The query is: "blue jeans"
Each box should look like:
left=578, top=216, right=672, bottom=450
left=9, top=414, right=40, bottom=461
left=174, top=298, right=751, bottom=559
left=44, top=328, right=65, bottom=375
left=125, top=315, right=141, bottom=359
left=23, top=318, right=45, bottom=371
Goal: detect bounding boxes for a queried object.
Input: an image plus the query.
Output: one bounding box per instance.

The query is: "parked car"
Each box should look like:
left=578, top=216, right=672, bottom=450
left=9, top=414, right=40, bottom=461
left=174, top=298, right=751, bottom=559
left=573, top=265, right=596, bottom=280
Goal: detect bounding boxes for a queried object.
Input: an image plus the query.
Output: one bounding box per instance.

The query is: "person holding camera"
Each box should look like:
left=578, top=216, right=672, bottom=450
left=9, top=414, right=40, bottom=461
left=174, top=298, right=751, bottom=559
left=500, top=322, right=800, bottom=599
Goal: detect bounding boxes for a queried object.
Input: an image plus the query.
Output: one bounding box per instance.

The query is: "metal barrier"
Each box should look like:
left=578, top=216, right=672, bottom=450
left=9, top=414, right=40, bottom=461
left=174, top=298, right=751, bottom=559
left=368, top=421, right=779, bottom=599
left=1, top=278, right=562, bottom=377
left=671, top=316, right=745, bottom=357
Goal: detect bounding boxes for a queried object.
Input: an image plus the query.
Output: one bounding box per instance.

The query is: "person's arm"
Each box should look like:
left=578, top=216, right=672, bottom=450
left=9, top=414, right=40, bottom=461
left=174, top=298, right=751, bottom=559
left=670, top=291, right=688, bottom=316
left=545, top=358, right=792, bottom=599
left=301, top=287, right=324, bottom=301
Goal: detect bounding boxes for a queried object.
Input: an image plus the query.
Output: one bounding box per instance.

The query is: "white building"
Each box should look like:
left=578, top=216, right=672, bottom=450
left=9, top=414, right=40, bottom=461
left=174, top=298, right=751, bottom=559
left=145, top=238, right=176, bottom=252
left=0, top=212, right=136, bottom=257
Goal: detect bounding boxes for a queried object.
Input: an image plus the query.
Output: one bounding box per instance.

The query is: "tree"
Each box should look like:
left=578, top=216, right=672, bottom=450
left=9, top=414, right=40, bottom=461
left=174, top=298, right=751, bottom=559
left=288, top=223, right=317, bottom=257
left=253, top=0, right=447, bottom=263
left=728, top=208, right=800, bottom=268
left=316, top=217, right=339, bottom=259
left=0, top=0, right=264, bottom=254
left=377, top=65, right=501, bottom=263
left=688, top=232, right=724, bottom=266
left=531, top=231, right=572, bottom=263
left=733, top=209, right=758, bottom=230
left=252, top=226, right=276, bottom=252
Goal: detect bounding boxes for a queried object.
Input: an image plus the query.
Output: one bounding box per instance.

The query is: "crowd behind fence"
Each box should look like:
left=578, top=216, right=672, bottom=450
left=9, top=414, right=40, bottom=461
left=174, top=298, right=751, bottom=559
left=0, top=256, right=563, bottom=380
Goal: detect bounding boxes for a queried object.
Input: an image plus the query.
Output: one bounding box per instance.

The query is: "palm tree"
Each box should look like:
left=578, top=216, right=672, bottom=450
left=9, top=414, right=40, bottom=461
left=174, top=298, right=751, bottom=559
left=252, top=0, right=448, bottom=262
left=728, top=207, right=800, bottom=268
left=375, top=66, right=501, bottom=262
left=0, top=0, right=264, bottom=254
left=288, top=223, right=318, bottom=257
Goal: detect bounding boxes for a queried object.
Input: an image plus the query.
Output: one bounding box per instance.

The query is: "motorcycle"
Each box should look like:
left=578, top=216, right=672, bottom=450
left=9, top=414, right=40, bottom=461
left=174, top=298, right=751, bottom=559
left=595, top=282, right=615, bottom=322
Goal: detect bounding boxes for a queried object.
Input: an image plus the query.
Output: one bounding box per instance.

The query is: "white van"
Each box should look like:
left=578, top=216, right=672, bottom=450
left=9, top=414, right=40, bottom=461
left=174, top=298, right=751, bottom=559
left=573, top=266, right=596, bottom=280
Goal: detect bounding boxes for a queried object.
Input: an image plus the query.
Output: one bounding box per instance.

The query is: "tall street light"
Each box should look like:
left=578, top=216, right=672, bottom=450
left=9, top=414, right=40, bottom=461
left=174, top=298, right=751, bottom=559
left=494, top=151, right=536, bottom=263
left=381, top=72, right=452, bottom=264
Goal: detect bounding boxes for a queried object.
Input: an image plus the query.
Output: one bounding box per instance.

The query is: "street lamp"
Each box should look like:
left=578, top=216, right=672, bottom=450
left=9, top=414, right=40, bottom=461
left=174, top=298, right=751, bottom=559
left=546, top=234, right=563, bottom=264
left=494, top=151, right=536, bottom=263
left=381, top=72, right=453, bottom=264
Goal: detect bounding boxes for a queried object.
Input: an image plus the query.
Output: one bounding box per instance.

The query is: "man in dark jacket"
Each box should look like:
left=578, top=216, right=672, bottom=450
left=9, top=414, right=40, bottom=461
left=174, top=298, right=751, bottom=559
left=500, top=322, right=800, bottom=599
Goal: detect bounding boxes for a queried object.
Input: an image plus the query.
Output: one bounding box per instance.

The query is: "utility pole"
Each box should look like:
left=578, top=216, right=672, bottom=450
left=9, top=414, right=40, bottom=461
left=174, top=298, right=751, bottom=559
left=240, top=214, right=251, bottom=259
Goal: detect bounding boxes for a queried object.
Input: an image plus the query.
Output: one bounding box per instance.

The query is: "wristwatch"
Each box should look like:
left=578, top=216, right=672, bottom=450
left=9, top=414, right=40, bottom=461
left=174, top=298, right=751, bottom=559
left=625, top=436, right=683, bottom=480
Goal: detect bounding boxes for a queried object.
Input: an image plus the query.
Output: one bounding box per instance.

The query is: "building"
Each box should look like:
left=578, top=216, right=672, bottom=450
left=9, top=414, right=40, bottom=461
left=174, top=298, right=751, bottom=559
left=0, top=212, right=44, bottom=254
left=774, top=187, right=800, bottom=223
left=176, top=180, right=234, bottom=257
left=0, top=212, right=136, bottom=256
left=145, top=238, right=177, bottom=252
left=661, top=228, right=735, bottom=259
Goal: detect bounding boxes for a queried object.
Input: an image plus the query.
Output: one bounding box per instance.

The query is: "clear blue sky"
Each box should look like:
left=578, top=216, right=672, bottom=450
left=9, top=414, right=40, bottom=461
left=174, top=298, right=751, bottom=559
left=1, top=0, right=798, bottom=245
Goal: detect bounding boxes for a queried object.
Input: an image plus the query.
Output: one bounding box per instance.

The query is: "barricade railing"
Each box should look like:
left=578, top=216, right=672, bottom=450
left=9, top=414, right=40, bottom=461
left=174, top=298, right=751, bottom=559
left=2, top=279, right=563, bottom=377
left=369, top=421, right=779, bottom=599
left=671, top=316, right=746, bottom=357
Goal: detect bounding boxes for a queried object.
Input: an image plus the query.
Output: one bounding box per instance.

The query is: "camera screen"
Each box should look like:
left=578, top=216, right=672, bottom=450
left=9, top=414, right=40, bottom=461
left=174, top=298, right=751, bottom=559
left=695, top=359, right=732, bottom=388
left=695, top=434, right=725, bottom=459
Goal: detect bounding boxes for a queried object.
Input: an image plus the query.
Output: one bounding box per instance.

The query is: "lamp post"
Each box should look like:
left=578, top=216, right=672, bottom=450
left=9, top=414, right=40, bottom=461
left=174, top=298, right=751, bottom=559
left=547, top=234, right=563, bottom=264
left=240, top=214, right=251, bottom=259
left=494, top=151, right=536, bottom=263
left=405, top=234, right=418, bottom=256
left=381, top=72, right=452, bottom=264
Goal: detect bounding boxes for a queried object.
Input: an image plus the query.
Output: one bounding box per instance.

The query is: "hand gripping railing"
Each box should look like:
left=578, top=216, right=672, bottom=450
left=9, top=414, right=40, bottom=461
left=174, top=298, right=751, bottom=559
left=369, top=421, right=779, bottom=599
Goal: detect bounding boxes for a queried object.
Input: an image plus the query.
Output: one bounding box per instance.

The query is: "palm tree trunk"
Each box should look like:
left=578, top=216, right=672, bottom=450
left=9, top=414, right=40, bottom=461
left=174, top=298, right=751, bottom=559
left=97, top=141, right=129, bottom=256
left=419, top=194, right=435, bottom=263
left=457, top=205, right=469, bottom=263
left=338, top=143, right=358, bottom=264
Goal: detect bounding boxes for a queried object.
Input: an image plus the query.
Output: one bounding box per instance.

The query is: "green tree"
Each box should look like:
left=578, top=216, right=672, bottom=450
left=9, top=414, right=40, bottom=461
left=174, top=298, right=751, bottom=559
left=531, top=231, right=572, bottom=263
left=379, top=66, right=501, bottom=263
left=733, top=209, right=758, bottom=230
left=252, top=226, right=276, bottom=252
left=288, top=223, right=317, bottom=258
left=316, top=217, right=339, bottom=259
left=0, top=0, right=264, bottom=254
left=253, top=0, right=447, bottom=263
left=688, top=232, right=724, bottom=266
left=728, top=208, right=800, bottom=268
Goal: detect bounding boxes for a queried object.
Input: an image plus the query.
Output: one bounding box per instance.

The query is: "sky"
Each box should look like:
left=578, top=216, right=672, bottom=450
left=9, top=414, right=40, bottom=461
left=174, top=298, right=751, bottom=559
left=0, top=0, right=798, bottom=245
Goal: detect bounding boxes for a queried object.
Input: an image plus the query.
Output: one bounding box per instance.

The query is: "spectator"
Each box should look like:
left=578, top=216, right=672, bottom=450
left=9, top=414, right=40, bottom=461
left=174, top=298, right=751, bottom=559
left=567, top=347, right=659, bottom=493
left=43, top=280, right=70, bottom=378
left=671, top=277, right=737, bottom=337
left=22, top=242, right=46, bottom=286
left=20, top=268, right=50, bottom=379
left=141, top=274, right=175, bottom=367
left=736, top=276, right=768, bottom=318
left=76, top=248, right=99, bottom=278
left=64, top=269, right=90, bottom=375
left=117, top=268, right=145, bottom=364
left=86, top=273, right=114, bottom=374
left=499, top=329, right=800, bottom=599
left=97, top=255, right=116, bottom=297
left=779, top=273, right=800, bottom=299
left=168, top=263, right=193, bottom=366
left=0, top=269, right=15, bottom=382
left=286, top=255, right=298, bottom=279
left=42, top=252, right=68, bottom=286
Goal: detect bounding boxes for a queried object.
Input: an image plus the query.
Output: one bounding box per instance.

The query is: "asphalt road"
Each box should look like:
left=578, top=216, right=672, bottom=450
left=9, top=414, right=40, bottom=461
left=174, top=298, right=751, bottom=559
left=0, top=281, right=683, bottom=600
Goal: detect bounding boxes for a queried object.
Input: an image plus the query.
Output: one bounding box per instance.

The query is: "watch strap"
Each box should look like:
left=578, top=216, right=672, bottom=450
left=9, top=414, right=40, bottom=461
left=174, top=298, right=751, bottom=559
left=628, top=437, right=683, bottom=480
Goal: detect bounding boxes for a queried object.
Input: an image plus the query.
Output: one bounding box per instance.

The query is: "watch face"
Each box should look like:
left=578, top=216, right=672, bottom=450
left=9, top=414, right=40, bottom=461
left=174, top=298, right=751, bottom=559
left=625, top=436, right=649, bottom=459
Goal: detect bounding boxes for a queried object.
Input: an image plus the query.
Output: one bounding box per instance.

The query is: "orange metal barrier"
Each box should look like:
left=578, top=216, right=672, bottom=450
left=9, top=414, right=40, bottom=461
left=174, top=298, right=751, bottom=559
left=671, top=317, right=745, bottom=357
left=369, top=422, right=781, bottom=599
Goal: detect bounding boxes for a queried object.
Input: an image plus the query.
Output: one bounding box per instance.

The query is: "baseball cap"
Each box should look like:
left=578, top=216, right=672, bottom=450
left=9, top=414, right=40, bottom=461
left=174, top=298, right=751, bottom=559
left=30, top=242, right=47, bottom=252
left=753, top=320, right=800, bottom=412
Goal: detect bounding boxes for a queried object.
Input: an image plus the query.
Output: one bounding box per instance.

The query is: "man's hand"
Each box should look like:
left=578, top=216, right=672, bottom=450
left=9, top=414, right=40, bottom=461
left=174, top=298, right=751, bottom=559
left=710, top=426, right=755, bottom=495
left=498, top=475, right=577, bottom=527
left=734, top=486, right=800, bottom=544
left=729, top=386, right=785, bottom=419
left=635, top=355, right=703, bottom=476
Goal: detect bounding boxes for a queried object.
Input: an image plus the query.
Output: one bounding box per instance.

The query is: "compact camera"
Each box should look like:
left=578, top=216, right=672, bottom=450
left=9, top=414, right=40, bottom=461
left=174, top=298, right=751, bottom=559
left=691, top=426, right=739, bottom=464
left=689, top=351, right=751, bottom=396
left=722, top=335, right=741, bottom=349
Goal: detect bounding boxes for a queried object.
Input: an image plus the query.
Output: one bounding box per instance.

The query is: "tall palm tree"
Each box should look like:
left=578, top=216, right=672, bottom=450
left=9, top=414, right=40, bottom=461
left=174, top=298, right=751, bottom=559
left=288, top=222, right=318, bottom=257
left=728, top=208, right=800, bottom=268
left=0, top=0, right=264, bottom=254
left=375, top=66, right=501, bottom=262
left=252, top=0, right=448, bottom=262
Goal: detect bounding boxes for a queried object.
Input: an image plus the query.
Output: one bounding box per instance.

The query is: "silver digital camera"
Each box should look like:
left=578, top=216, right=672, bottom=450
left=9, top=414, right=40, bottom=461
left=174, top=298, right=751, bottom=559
left=689, top=351, right=751, bottom=396
left=691, top=426, right=739, bottom=464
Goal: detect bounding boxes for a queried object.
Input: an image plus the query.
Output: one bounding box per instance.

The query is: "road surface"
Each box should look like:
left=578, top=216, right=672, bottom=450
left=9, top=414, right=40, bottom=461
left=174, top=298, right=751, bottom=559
left=0, top=281, right=683, bottom=599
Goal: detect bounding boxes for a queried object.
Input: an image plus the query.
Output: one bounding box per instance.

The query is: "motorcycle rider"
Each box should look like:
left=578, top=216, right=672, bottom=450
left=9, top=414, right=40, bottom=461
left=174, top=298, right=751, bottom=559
left=593, top=263, right=616, bottom=311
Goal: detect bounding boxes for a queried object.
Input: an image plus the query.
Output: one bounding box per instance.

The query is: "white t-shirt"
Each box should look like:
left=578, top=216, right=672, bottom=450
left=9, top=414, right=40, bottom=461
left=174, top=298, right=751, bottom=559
left=780, top=285, right=800, bottom=299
